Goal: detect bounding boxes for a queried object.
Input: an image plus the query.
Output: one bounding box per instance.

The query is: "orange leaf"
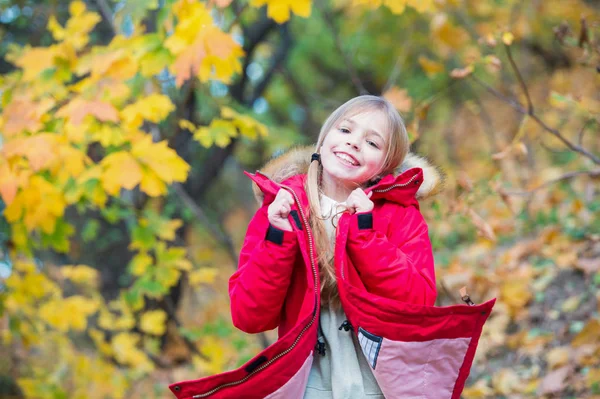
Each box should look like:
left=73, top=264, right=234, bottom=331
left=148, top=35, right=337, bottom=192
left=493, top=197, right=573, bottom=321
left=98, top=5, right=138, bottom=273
left=56, top=98, right=119, bottom=125
left=383, top=87, right=413, bottom=113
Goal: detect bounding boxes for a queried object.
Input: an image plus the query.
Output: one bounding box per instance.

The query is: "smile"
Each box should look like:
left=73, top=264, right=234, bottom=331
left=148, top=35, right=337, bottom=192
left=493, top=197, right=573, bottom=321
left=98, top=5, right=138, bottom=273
left=334, top=152, right=360, bottom=166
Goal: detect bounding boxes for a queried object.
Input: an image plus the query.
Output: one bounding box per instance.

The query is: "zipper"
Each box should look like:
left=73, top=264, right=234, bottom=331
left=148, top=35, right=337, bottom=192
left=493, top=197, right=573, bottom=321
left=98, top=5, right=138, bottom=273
left=339, top=173, right=420, bottom=282
left=190, top=171, right=319, bottom=398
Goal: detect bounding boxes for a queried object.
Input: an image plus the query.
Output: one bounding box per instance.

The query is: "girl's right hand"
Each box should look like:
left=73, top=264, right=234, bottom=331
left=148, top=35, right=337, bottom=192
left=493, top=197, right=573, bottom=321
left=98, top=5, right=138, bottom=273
left=267, top=189, right=295, bottom=232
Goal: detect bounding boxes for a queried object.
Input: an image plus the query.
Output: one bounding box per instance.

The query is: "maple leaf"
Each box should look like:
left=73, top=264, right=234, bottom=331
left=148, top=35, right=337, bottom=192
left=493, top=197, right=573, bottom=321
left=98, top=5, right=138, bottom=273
left=418, top=55, right=444, bottom=77
left=56, top=97, right=120, bottom=125
left=4, top=175, right=67, bottom=234
left=130, top=137, right=190, bottom=191
left=139, top=310, right=167, bottom=336
left=121, top=94, right=175, bottom=129
left=47, top=1, right=101, bottom=51
left=165, top=2, right=244, bottom=86
left=100, top=151, right=143, bottom=195
left=111, top=332, right=154, bottom=371
left=1, top=95, right=55, bottom=137
left=383, top=87, right=413, bottom=112
left=250, top=0, right=312, bottom=24
left=12, top=46, right=60, bottom=82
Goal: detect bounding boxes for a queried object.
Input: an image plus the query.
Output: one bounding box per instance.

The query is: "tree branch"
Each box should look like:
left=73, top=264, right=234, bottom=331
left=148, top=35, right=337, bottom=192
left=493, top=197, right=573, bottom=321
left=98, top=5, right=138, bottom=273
left=504, top=169, right=600, bottom=196
left=319, top=7, right=368, bottom=95
left=172, top=183, right=238, bottom=265
left=468, top=75, right=600, bottom=165
left=504, top=43, right=534, bottom=114
left=92, top=0, right=117, bottom=36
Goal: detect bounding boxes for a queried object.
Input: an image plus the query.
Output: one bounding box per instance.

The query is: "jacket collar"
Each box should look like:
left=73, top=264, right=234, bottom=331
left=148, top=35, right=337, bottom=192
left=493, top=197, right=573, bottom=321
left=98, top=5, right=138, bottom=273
left=245, top=145, right=445, bottom=206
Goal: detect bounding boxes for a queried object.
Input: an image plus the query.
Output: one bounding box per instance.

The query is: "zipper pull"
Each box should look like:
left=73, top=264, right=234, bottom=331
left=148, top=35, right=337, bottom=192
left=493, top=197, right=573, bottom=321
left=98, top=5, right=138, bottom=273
left=338, top=320, right=353, bottom=332
left=460, top=286, right=476, bottom=306
left=315, top=337, right=326, bottom=356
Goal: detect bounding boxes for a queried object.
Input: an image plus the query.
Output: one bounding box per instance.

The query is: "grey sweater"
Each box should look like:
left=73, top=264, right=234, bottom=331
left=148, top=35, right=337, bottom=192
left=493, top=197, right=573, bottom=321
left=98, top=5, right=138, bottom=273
left=303, top=194, right=384, bottom=399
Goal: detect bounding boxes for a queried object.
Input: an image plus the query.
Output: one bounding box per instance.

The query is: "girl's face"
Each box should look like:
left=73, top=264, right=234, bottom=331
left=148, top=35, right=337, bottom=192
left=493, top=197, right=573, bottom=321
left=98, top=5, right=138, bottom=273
left=320, top=109, right=390, bottom=197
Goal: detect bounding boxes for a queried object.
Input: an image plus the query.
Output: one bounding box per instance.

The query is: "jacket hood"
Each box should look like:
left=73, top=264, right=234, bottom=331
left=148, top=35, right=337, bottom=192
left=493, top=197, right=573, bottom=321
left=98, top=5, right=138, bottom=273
left=249, top=145, right=446, bottom=205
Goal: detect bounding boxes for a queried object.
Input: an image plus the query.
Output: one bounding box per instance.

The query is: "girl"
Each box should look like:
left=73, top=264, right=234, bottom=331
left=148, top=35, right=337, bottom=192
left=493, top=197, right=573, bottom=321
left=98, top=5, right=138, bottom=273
left=169, top=96, right=494, bottom=399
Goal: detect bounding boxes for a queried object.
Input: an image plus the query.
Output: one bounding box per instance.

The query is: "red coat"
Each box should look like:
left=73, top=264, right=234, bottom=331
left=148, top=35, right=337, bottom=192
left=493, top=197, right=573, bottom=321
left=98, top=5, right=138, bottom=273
left=170, top=148, right=495, bottom=399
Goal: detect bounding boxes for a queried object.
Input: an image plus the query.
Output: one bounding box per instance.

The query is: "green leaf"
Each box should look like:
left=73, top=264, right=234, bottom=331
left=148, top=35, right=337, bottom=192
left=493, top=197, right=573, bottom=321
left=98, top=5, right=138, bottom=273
left=82, top=220, right=100, bottom=242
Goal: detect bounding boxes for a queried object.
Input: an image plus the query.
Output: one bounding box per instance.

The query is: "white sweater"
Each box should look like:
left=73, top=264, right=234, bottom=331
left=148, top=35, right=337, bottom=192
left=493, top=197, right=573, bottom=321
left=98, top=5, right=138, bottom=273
left=303, top=194, right=384, bottom=399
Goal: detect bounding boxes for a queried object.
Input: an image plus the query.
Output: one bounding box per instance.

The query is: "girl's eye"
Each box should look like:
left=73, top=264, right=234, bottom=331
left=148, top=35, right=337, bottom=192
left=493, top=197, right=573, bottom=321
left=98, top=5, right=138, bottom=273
left=339, top=127, right=350, bottom=133
left=367, top=141, right=379, bottom=148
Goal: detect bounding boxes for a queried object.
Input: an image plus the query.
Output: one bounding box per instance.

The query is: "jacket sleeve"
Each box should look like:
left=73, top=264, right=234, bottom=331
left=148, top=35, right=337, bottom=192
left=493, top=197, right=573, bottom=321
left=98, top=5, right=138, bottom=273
left=346, top=205, right=437, bottom=306
left=229, top=205, right=299, bottom=333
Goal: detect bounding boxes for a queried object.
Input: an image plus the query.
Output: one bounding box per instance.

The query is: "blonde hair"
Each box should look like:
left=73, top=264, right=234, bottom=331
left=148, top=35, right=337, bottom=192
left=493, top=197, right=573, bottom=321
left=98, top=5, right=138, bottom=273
left=305, top=95, right=409, bottom=308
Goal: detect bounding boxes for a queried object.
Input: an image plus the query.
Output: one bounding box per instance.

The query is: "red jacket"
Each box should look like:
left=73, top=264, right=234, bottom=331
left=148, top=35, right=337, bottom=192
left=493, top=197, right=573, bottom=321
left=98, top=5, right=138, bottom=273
left=170, top=147, right=495, bottom=398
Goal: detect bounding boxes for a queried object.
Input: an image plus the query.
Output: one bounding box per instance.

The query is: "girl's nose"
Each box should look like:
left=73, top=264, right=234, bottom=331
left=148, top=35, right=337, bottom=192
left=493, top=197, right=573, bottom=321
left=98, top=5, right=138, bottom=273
left=346, top=139, right=360, bottom=150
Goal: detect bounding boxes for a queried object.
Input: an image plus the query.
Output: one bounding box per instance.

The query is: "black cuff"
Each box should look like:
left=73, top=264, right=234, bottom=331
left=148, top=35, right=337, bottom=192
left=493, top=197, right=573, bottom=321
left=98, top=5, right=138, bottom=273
left=357, top=213, right=373, bottom=230
left=265, top=224, right=284, bottom=245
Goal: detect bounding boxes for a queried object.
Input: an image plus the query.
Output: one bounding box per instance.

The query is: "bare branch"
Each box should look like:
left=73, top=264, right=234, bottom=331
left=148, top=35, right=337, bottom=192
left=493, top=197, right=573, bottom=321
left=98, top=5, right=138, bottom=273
left=504, top=43, right=534, bottom=114
left=577, top=119, right=596, bottom=147
left=319, top=7, right=368, bottom=95
left=93, top=0, right=117, bottom=36
left=383, top=56, right=402, bottom=94
left=504, top=169, right=600, bottom=196
left=469, top=75, right=524, bottom=111
left=163, top=296, right=210, bottom=361
left=468, top=75, right=600, bottom=165
left=172, top=183, right=239, bottom=265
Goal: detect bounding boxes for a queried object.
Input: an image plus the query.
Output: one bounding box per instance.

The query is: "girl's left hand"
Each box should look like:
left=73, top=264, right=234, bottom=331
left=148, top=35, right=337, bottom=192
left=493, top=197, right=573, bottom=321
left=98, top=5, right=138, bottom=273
left=346, top=188, right=374, bottom=214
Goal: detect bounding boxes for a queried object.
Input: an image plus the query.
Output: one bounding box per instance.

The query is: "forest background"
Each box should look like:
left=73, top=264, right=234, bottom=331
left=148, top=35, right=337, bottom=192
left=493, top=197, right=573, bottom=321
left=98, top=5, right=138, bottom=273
left=0, top=0, right=599, bottom=398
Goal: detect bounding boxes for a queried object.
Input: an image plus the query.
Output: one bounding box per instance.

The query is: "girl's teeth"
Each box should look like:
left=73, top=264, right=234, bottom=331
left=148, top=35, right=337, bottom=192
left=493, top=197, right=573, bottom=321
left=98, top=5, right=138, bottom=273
left=336, top=153, right=357, bottom=165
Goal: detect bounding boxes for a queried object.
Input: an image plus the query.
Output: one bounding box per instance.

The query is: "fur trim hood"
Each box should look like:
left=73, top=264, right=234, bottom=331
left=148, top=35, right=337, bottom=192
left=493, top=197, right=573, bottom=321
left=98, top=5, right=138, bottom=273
left=250, top=145, right=445, bottom=205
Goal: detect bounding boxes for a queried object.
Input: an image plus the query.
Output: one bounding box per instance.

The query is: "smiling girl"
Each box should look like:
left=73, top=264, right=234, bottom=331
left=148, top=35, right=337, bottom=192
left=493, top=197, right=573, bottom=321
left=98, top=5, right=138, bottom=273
left=169, top=96, right=495, bottom=399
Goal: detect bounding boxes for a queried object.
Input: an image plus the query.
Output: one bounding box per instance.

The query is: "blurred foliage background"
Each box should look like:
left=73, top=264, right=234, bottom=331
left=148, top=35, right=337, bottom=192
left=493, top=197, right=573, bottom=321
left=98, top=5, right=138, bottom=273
left=0, top=0, right=599, bottom=397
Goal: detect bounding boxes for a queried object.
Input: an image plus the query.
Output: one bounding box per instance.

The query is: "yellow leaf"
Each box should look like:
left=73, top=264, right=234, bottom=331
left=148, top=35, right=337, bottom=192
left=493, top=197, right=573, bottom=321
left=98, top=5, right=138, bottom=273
left=492, top=368, right=522, bottom=395
left=140, top=169, right=167, bottom=197
left=48, top=15, right=66, bottom=41
left=131, top=137, right=190, bottom=189
left=587, top=369, right=600, bottom=389
left=166, top=3, right=244, bottom=85
left=431, top=14, right=470, bottom=51
left=121, top=94, right=175, bottom=129
left=189, top=268, right=218, bottom=286
left=572, top=319, right=600, bottom=347
left=502, top=32, right=514, bottom=46
left=383, top=0, right=406, bottom=14
left=156, top=219, right=183, bottom=241
left=250, top=0, right=312, bottom=24
left=13, top=46, right=61, bottom=82
left=130, top=251, right=153, bottom=276
left=100, top=151, right=143, bottom=195
left=39, top=296, right=99, bottom=332
left=462, top=379, right=494, bottom=399
left=418, top=55, right=444, bottom=77
left=61, top=265, right=99, bottom=286
left=546, top=347, right=570, bottom=370
left=111, top=332, right=153, bottom=371
left=500, top=279, right=531, bottom=315
left=139, top=310, right=167, bottom=336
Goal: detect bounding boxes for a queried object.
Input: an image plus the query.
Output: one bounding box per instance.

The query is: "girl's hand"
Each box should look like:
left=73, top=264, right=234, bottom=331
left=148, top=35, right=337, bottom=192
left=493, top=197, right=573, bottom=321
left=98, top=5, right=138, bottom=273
left=267, top=189, right=295, bottom=232
left=346, top=188, right=374, bottom=214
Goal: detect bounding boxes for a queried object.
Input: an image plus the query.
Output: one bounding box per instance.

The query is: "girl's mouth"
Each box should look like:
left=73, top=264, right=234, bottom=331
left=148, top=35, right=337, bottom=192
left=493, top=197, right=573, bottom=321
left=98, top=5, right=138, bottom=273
left=334, top=152, right=360, bottom=167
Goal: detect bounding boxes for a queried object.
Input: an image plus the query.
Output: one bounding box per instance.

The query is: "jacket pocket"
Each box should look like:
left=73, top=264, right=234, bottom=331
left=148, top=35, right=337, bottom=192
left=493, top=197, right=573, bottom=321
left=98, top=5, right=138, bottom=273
left=357, top=327, right=383, bottom=369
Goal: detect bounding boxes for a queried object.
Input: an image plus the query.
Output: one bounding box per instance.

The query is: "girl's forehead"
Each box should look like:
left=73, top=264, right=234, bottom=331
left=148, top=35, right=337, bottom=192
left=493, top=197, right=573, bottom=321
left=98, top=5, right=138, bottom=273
left=339, top=109, right=390, bottom=141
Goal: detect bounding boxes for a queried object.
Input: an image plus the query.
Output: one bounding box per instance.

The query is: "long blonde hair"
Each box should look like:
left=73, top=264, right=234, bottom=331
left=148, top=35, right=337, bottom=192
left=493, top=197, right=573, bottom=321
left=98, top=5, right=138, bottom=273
left=305, top=95, right=410, bottom=307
